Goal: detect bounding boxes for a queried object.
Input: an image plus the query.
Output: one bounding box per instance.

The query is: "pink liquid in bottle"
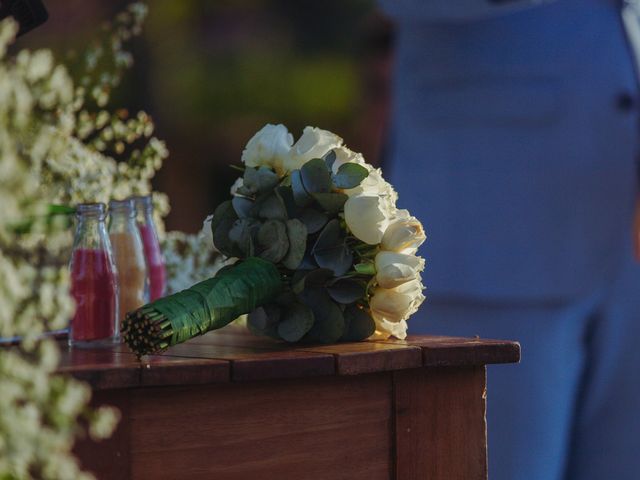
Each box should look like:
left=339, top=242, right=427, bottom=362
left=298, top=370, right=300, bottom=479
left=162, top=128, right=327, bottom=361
left=70, top=248, right=117, bottom=342
left=139, top=224, right=167, bottom=300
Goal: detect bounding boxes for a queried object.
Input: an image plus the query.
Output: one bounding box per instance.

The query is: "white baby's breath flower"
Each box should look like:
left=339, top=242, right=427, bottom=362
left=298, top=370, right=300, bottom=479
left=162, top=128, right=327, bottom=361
left=0, top=19, right=18, bottom=58
left=162, top=230, right=232, bottom=294
left=0, top=7, right=157, bottom=479
left=89, top=406, right=121, bottom=441
left=375, top=251, right=425, bottom=289
left=26, top=49, right=53, bottom=82
left=241, top=124, right=293, bottom=174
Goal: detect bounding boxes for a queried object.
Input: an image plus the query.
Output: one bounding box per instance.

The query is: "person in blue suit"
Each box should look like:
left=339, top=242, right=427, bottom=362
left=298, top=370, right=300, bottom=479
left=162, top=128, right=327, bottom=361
left=378, top=0, right=640, bottom=478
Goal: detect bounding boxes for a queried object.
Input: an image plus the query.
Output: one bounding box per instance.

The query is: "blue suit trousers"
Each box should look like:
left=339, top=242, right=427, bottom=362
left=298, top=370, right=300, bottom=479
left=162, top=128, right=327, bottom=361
left=417, top=247, right=640, bottom=479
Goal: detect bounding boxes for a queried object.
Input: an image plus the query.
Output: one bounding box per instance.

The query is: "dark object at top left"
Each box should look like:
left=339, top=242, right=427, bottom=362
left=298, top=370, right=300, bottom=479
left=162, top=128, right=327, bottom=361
left=0, top=0, right=47, bottom=36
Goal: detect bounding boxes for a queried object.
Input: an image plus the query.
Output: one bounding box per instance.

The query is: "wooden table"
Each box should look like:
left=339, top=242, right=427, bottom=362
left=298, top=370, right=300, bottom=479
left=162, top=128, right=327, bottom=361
left=61, top=327, right=520, bottom=480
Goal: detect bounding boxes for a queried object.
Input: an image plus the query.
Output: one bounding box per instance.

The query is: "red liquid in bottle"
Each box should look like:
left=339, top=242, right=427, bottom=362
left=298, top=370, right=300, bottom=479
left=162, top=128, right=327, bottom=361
left=139, top=224, right=167, bottom=300
left=70, top=248, right=117, bottom=342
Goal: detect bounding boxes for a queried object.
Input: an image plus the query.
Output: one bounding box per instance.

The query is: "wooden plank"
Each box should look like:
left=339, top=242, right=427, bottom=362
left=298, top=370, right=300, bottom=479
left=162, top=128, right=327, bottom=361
left=57, top=348, right=141, bottom=389
left=57, top=334, right=519, bottom=388
left=394, top=367, right=488, bottom=480
left=164, top=342, right=336, bottom=381
left=139, top=355, right=230, bottom=386
left=57, top=346, right=231, bottom=389
left=187, top=325, right=284, bottom=348
left=74, top=390, right=132, bottom=480
left=378, top=335, right=521, bottom=367
left=129, top=373, right=394, bottom=480
left=297, top=342, right=422, bottom=375
left=190, top=329, right=423, bottom=375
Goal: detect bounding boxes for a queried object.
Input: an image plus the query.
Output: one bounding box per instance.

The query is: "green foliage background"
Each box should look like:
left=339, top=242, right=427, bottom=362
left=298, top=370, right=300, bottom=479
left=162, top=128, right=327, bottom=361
left=16, top=0, right=383, bottom=232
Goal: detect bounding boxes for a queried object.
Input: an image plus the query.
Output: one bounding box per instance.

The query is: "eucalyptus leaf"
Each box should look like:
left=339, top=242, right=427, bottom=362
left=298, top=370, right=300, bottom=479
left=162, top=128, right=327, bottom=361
left=291, top=269, right=312, bottom=294
left=232, top=196, right=254, bottom=218
left=298, top=208, right=328, bottom=234
left=291, top=170, right=312, bottom=207
left=274, top=291, right=297, bottom=307
left=323, top=150, right=337, bottom=171
left=228, top=218, right=259, bottom=256
left=291, top=268, right=333, bottom=294
left=276, top=186, right=297, bottom=218
left=242, top=168, right=259, bottom=195
left=258, top=191, right=288, bottom=220
left=341, top=306, right=375, bottom=342
left=244, top=166, right=279, bottom=194
left=277, top=303, right=315, bottom=342
left=283, top=219, right=307, bottom=270
left=313, top=219, right=342, bottom=250
left=304, top=268, right=334, bottom=287
left=258, top=220, right=289, bottom=263
left=312, top=219, right=353, bottom=276
left=236, top=185, right=256, bottom=197
left=264, top=303, right=282, bottom=325
left=298, top=253, right=318, bottom=270
left=327, top=278, right=366, bottom=304
left=314, top=244, right=353, bottom=277
left=300, top=158, right=332, bottom=194
left=312, top=192, right=348, bottom=214
left=210, top=200, right=237, bottom=236
left=333, top=162, right=369, bottom=189
left=247, top=305, right=280, bottom=338
left=300, top=289, right=345, bottom=343
left=213, top=217, right=241, bottom=257
left=247, top=306, right=274, bottom=331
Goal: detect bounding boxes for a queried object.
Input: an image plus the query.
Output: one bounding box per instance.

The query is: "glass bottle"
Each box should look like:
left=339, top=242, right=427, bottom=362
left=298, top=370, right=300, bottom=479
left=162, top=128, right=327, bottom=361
left=69, top=203, right=118, bottom=346
left=109, top=199, right=149, bottom=330
left=134, top=195, right=167, bottom=300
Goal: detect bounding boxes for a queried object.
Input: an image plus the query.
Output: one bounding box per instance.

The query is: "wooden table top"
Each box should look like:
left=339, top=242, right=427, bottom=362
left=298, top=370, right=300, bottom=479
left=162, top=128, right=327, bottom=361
left=57, top=326, right=520, bottom=389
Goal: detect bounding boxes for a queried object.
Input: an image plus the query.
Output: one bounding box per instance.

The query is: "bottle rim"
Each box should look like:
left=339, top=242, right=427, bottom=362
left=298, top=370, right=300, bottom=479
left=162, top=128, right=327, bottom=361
left=76, top=202, right=106, bottom=218
left=133, top=195, right=152, bottom=208
left=109, top=198, right=135, bottom=214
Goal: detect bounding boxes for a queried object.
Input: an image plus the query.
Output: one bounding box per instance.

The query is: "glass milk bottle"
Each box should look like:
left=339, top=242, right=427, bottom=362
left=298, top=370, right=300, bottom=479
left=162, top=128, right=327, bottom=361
left=109, top=199, right=149, bottom=331
left=134, top=195, right=167, bottom=300
left=69, top=203, right=118, bottom=346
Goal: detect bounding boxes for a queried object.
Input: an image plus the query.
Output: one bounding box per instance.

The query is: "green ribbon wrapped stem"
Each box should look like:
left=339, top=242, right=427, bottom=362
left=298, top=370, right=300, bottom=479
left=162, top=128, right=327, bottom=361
left=123, top=257, right=282, bottom=356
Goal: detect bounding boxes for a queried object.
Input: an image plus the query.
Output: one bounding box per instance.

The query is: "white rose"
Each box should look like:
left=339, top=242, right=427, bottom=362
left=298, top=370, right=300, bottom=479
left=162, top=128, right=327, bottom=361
left=369, top=318, right=408, bottom=340
left=344, top=195, right=394, bottom=245
left=375, top=251, right=425, bottom=289
left=241, top=124, right=293, bottom=173
left=370, top=279, right=425, bottom=324
left=381, top=215, right=426, bottom=254
left=347, top=167, right=398, bottom=205
left=284, top=126, right=343, bottom=172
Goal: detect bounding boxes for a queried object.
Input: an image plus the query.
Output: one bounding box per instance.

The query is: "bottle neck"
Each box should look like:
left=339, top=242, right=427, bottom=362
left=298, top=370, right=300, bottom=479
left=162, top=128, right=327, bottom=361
left=109, top=208, right=137, bottom=234
left=137, top=208, right=155, bottom=227
left=134, top=196, right=155, bottom=226
left=74, top=214, right=109, bottom=251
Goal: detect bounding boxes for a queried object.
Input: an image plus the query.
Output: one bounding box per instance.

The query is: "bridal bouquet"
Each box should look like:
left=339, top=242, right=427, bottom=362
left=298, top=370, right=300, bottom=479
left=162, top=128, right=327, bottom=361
left=123, top=125, right=426, bottom=357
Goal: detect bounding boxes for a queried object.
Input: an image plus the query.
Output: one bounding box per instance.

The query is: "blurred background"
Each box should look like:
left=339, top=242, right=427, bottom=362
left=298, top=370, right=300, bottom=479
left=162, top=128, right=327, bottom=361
left=14, top=0, right=394, bottom=232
